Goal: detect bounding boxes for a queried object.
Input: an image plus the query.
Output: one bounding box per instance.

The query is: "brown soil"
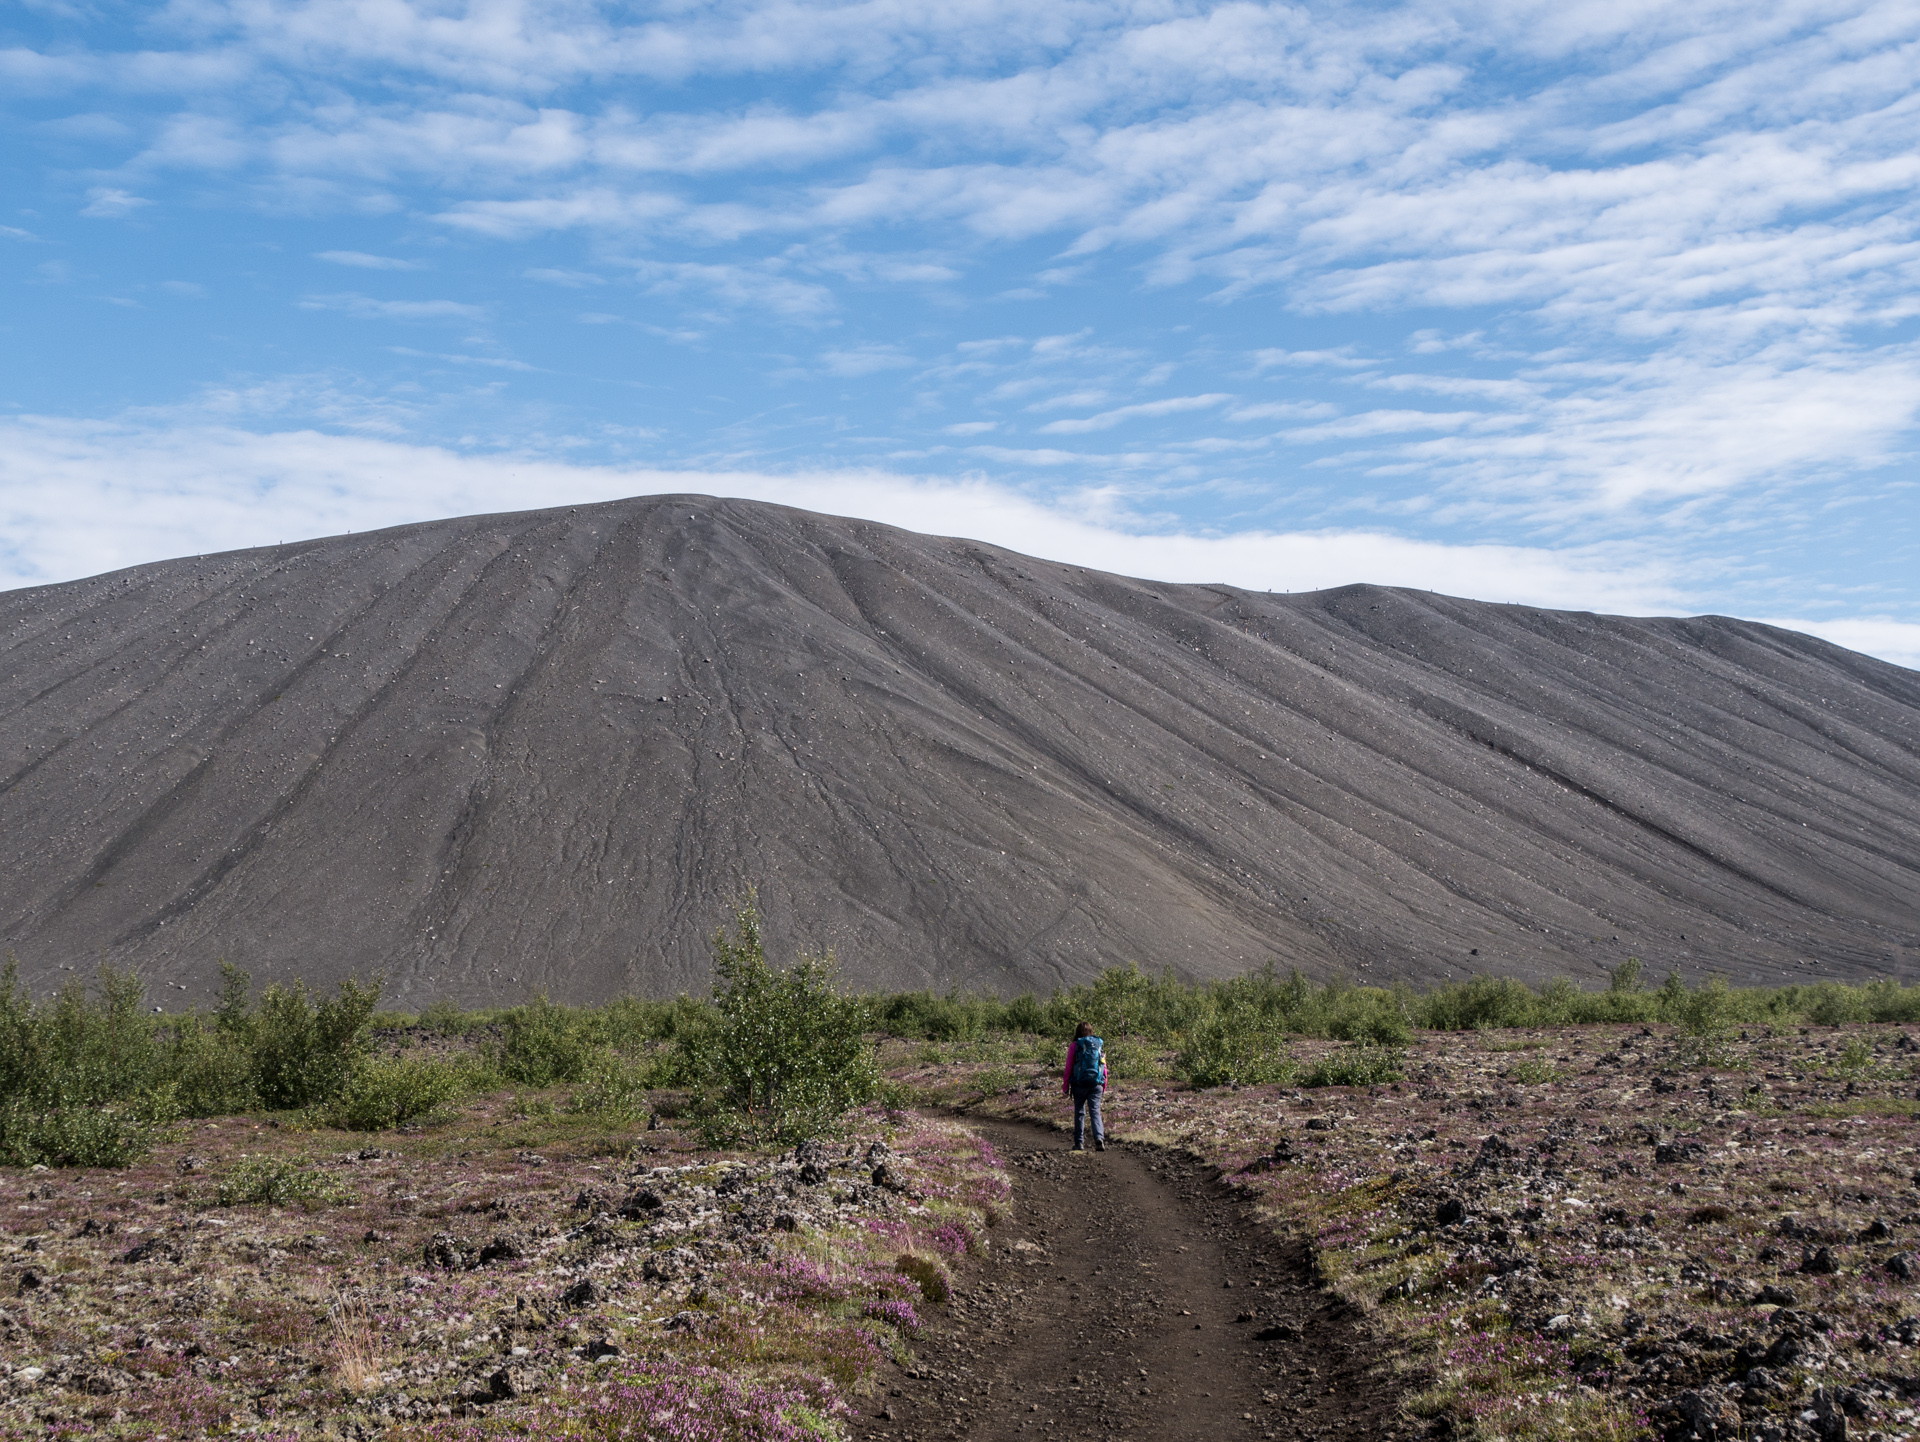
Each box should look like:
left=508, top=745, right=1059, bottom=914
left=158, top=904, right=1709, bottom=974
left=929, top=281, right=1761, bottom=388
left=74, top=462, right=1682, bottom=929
left=850, top=1117, right=1414, bottom=1442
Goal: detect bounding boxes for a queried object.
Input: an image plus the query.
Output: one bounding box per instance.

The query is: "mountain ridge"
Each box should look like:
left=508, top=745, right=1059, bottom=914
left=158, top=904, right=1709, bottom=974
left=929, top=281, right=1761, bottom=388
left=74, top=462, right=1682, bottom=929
left=3, top=494, right=1916, bottom=1006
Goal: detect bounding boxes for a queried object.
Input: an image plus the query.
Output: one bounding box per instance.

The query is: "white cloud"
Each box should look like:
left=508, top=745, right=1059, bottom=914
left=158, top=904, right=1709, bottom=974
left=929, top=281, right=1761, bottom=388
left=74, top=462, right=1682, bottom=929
left=524, top=267, right=605, bottom=286
left=1038, top=394, right=1234, bottom=434
left=316, top=250, right=425, bottom=270
left=79, top=187, right=148, bottom=218
left=0, top=417, right=1684, bottom=618
left=4, top=418, right=1915, bottom=669
left=628, top=260, right=834, bottom=320
left=296, top=292, right=486, bottom=321
left=1761, top=617, right=1920, bottom=671
left=386, top=347, right=536, bottom=372
left=1281, top=409, right=1485, bottom=443
left=819, top=343, right=914, bottom=377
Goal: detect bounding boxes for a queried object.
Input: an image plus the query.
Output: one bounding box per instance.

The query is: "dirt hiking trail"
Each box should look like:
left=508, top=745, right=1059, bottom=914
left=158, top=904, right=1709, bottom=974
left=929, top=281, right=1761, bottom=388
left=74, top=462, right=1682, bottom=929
left=849, top=1117, right=1416, bottom=1442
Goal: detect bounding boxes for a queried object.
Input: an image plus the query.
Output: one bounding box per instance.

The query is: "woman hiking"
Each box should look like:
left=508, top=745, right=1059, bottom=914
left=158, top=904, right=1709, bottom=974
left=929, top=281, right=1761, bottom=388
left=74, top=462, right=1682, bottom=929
left=1061, top=1021, right=1108, bottom=1152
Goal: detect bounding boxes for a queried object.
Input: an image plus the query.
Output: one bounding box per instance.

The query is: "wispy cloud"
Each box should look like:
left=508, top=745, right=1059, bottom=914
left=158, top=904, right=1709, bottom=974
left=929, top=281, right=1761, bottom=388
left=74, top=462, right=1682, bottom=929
left=79, top=186, right=147, bottom=218
left=0, top=418, right=1698, bottom=623
left=5, top=0, right=1919, bottom=640
left=1038, top=394, right=1234, bottom=434
left=296, top=292, right=485, bottom=322
left=316, top=250, right=425, bottom=270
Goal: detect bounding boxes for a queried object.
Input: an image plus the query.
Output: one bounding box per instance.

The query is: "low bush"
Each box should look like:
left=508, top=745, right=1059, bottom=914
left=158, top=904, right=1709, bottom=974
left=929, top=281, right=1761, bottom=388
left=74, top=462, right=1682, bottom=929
left=1175, top=1013, right=1291, bottom=1088
left=492, top=994, right=600, bottom=1087
left=566, top=1048, right=659, bottom=1119
left=679, top=896, right=879, bottom=1145
left=1298, top=1043, right=1403, bottom=1088
left=215, top=1154, right=352, bottom=1207
left=0, top=1085, right=181, bottom=1167
left=321, top=1055, right=471, bottom=1131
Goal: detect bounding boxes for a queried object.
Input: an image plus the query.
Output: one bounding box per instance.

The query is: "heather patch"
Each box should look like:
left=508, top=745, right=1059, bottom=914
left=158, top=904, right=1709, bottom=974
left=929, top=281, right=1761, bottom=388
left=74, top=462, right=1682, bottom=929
left=957, top=1022, right=1920, bottom=1441
left=0, top=1102, right=1005, bottom=1440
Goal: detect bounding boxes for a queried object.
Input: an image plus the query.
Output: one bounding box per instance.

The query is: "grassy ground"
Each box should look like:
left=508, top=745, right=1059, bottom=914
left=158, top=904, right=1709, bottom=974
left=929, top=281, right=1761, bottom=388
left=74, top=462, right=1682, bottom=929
left=0, top=1090, right=1007, bottom=1441
left=7, top=1017, right=1920, bottom=1441
left=930, top=1024, right=1920, bottom=1442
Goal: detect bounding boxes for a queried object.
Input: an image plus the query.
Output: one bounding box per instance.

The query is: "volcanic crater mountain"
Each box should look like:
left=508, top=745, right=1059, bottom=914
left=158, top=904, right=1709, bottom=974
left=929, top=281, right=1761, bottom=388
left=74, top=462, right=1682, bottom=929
left=2, top=495, right=1916, bottom=1006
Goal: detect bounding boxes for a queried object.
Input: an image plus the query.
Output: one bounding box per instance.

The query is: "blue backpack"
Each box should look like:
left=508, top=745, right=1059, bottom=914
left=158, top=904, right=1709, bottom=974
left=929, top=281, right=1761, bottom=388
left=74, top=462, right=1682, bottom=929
left=1070, top=1036, right=1104, bottom=1087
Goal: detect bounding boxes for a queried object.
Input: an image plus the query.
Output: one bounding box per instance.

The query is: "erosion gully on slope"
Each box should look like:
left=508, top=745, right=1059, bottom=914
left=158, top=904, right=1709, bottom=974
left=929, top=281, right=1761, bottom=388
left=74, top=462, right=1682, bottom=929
left=850, top=1117, right=1413, bottom=1442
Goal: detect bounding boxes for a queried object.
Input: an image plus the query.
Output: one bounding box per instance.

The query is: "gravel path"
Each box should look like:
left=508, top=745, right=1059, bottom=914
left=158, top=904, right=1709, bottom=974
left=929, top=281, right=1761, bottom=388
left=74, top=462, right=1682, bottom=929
left=849, top=1117, right=1413, bottom=1442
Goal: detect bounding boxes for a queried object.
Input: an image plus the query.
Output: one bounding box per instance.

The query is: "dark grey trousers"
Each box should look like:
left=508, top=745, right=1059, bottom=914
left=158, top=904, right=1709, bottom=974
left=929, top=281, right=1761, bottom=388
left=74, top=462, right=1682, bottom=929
left=1071, top=1083, right=1104, bottom=1148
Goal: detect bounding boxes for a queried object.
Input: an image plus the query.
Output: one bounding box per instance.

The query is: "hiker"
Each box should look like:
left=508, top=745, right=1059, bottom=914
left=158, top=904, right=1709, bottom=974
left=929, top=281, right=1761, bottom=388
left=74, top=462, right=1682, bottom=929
left=1061, top=1021, right=1107, bottom=1152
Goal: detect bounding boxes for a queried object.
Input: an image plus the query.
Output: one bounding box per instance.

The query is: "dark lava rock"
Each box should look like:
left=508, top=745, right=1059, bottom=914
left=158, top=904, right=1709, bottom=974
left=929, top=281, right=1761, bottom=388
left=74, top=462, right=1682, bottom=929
left=1802, top=1246, right=1841, bottom=1275
left=1254, top=1323, right=1301, bottom=1342
left=1765, top=1333, right=1807, bottom=1368
left=1436, top=1198, right=1466, bottom=1227
left=642, top=1247, right=697, bottom=1281
left=1654, top=1387, right=1740, bottom=1441
left=118, top=1237, right=181, bottom=1265
left=6, top=497, right=1916, bottom=1001
left=620, top=1189, right=665, bottom=1218
left=423, top=1232, right=471, bottom=1270
left=488, top=1365, right=532, bottom=1400
left=585, top=1339, right=621, bottom=1362
left=1759, top=1283, right=1798, bottom=1305
left=1886, top=1252, right=1916, bottom=1279
left=16, top=1270, right=40, bottom=1294
left=477, top=1234, right=525, bottom=1265
left=799, top=1163, right=830, bottom=1186
left=1304, top=1117, right=1337, bottom=1132
left=1741, top=1366, right=1787, bottom=1401
left=561, top=1278, right=600, bottom=1309
left=73, top=1366, right=138, bottom=1396
left=1655, top=1139, right=1708, bottom=1165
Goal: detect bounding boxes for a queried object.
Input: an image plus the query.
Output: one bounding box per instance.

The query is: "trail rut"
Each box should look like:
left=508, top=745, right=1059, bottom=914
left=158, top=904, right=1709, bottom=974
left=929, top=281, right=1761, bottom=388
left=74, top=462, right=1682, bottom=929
left=849, top=1117, right=1416, bottom=1442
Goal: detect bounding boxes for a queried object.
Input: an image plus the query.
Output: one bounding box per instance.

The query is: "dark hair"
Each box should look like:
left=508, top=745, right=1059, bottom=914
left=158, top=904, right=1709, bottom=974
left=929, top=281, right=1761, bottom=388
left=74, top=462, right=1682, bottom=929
left=1075, top=1021, right=1093, bottom=1038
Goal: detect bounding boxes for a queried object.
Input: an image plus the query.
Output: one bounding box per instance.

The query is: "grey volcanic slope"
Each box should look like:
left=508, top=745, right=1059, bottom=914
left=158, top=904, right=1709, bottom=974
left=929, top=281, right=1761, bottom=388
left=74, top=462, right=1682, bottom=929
left=2, top=495, right=1917, bottom=1006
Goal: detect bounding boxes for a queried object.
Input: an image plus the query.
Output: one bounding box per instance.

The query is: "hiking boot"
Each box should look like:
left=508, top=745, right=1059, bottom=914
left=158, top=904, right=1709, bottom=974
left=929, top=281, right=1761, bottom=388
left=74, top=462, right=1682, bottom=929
left=1071, top=1144, right=1084, bottom=1152
left=1094, top=1139, right=1106, bottom=1152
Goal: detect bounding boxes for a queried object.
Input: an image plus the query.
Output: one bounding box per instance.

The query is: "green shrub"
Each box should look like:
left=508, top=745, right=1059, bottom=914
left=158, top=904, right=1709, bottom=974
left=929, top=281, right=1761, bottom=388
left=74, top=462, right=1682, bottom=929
left=1806, top=982, right=1873, bottom=1027
left=163, top=1018, right=256, bottom=1116
left=679, top=896, right=879, bottom=1146
left=321, top=1055, right=469, bottom=1131
left=1504, top=1057, right=1566, bottom=1085
left=1002, top=994, right=1046, bottom=1034
left=567, top=1048, right=658, bottom=1119
left=1326, top=987, right=1413, bottom=1045
left=493, top=995, right=599, bottom=1087
left=1175, top=1014, right=1291, bottom=1088
left=1674, top=976, right=1733, bottom=1037
left=1104, top=1037, right=1171, bottom=1081
left=224, top=965, right=383, bottom=1110
left=1298, top=1043, right=1403, bottom=1088
left=0, top=1085, right=181, bottom=1167
left=215, top=1154, right=352, bottom=1207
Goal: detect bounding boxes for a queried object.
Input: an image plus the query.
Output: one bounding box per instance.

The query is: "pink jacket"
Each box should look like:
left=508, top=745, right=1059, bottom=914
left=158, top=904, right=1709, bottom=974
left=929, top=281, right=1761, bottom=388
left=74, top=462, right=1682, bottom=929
left=1060, top=1037, right=1108, bottom=1094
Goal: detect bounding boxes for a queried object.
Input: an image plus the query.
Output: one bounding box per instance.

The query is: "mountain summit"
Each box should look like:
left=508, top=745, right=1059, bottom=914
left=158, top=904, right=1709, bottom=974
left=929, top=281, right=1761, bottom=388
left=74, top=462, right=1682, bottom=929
left=3, top=496, right=1916, bottom=1005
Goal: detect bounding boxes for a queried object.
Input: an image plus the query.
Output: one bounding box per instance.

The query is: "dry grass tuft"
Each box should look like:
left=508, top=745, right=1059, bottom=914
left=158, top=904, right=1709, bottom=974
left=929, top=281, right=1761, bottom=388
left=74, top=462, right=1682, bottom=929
left=328, top=1286, right=381, bottom=1394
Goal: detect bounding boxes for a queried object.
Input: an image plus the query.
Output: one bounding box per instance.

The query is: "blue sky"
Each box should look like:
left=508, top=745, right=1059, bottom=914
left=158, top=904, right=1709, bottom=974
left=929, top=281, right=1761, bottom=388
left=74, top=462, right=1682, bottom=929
left=4, top=0, right=1920, bottom=665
